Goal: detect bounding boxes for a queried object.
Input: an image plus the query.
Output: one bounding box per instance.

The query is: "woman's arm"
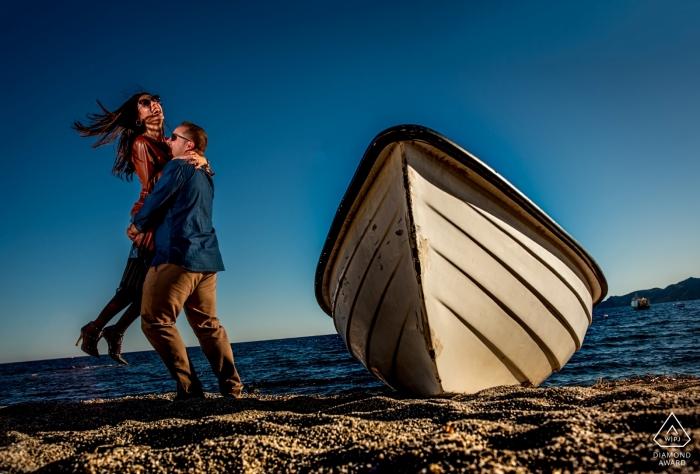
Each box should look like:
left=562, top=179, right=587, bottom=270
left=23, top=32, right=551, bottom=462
left=175, top=151, right=214, bottom=176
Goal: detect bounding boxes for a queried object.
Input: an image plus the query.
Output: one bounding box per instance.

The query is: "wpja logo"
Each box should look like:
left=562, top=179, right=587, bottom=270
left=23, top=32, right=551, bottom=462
left=652, top=412, right=691, bottom=467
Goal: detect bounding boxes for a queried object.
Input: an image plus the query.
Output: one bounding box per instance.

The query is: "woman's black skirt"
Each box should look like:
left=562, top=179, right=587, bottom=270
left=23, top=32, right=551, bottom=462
left=118, top=242, right=151, bottom=295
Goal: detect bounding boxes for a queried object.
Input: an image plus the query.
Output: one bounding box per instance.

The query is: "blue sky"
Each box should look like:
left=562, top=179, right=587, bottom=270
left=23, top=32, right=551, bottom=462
left=1, top=1, right=699, bottom=363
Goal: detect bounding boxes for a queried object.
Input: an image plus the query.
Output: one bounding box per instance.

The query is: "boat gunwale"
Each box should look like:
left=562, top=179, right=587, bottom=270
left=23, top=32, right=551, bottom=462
left=315, top=124, right=608, bottom=315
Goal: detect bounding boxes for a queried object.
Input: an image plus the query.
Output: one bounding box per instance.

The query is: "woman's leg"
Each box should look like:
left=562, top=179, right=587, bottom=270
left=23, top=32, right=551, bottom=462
left=76, top=289, right=133, bottom=358
left=113, top=294, right=142, bottom=335
left=102, top=293, right=142, bottom=365
left=100, top=248, right=149, bottom=364
left=93, top=289, right=134, bottom=329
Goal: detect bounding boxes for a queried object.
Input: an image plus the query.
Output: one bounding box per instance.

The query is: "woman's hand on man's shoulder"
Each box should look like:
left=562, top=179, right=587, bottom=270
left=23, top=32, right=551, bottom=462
left=173, top=152, right=214, bottom=175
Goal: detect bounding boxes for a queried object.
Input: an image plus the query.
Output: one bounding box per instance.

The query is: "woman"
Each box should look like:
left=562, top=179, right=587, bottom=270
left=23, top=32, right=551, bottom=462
left=73, top=92, right=209, bottom=364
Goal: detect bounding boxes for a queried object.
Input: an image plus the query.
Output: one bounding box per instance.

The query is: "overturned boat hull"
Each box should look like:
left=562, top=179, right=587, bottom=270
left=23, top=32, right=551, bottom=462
left=315, top=126, right=607, bottom=397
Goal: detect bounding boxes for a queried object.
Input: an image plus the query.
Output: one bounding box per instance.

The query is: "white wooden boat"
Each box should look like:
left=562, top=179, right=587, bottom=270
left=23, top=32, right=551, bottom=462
left=315, top=125, right=607, bottom=397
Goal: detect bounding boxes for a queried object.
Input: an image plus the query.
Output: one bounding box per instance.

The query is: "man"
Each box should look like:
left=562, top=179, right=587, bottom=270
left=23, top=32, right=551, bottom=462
left=127, top=121, right=243, bottom=400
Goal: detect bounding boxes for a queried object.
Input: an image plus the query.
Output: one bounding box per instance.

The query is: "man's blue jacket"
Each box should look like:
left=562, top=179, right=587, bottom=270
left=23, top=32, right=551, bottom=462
left=132, top=159, right=225, bottom=272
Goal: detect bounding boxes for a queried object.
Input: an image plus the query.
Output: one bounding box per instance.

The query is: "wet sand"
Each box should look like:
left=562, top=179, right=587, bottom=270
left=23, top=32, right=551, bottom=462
left=1, top=376, right=698, bottom=473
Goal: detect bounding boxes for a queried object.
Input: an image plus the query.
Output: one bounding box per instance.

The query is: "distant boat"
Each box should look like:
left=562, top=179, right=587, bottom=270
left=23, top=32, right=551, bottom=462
left=315, top=125, right=608, bottom=397
left=675, top=302, right=686, bottom=308
left=631, top=294, right=650, bottom=310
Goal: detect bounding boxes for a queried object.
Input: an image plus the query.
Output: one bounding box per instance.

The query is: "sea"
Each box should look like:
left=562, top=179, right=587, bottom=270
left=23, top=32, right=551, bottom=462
left=1, top=300, right=698, bottom=406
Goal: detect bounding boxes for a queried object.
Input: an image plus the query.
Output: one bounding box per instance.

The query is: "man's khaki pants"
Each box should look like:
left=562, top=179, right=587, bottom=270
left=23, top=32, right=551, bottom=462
left=141, top=264, right=243, bottom=397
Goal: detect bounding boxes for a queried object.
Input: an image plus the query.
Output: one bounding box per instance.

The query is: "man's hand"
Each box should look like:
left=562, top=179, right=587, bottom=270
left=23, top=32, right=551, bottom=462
left=126, top=224, right=142, bottom=243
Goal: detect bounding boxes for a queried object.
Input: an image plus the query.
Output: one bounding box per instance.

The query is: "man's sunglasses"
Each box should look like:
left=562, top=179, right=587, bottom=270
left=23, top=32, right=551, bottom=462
left=138, top=95, right=161, bottom=107
left=170, top=132, right=192, bottom=143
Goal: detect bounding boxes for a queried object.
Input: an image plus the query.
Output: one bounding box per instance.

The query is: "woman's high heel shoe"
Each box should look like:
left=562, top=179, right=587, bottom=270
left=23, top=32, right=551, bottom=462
left=76, top=322, right=101, bottom=358
left=102, top=325, right=128, bottom=365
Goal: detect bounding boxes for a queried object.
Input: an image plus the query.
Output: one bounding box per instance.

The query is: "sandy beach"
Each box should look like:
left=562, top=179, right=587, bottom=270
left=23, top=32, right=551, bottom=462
left=1, top=376, right=697, bottom=473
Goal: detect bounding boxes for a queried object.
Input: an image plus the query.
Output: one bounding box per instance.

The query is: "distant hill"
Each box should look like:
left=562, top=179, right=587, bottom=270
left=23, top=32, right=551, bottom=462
left=596, top=277, right=700, bottom=308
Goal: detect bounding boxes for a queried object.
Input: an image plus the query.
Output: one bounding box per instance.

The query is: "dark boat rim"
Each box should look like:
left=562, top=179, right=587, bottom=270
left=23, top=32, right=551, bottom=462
left=314, top=124, right=608, bottom=315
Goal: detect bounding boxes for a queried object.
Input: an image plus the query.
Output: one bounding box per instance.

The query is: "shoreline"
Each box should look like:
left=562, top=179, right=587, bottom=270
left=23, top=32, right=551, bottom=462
left=1, top=377, right=698, bottom=473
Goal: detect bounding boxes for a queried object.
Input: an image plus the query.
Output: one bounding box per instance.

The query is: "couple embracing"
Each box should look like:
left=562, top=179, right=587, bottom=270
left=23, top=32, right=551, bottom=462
left=74, top=93, right=242, bottom=399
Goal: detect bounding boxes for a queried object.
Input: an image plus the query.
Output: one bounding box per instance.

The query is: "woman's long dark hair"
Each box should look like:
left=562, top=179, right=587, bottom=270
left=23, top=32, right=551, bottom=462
left=72, top=92, right=153, bottom=180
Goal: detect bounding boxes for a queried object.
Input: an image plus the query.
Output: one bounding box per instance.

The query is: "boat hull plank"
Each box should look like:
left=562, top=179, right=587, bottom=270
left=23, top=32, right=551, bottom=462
left=331, top=146, right=404, bottom=340
left=471, top=206, right=593, bottom=323
left=405, top=142, right=597, bottom=302
left=329, top=146, right=442, bottom=396
left=364, top=253, right=418, bottom=378
left=405, top=142, right=591, bottom=331
left=405, top=143, right=590, bottom=366
left=391, top=305, right=442, bottom=396
left=423, top=261, right=557, bottom=390
left=345, top=211, right=407, bottom=368
left=418, top=216, right=579, bottom=367
left=424, top=295, right=523, bottom=392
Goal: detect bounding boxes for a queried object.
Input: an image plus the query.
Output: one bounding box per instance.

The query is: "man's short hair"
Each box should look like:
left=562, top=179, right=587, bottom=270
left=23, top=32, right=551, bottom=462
left=180, top=121, right=208, bottom=154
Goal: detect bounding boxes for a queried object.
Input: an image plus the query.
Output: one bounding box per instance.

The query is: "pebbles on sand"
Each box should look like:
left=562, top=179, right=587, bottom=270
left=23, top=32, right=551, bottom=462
left=1, top=377, right=698, bottom=473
